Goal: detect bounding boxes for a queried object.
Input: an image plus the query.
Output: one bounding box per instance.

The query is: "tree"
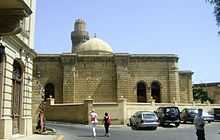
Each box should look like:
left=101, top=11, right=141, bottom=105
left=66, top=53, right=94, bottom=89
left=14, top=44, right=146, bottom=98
left=207, top=0, right=220, bottom=32
left=193, top=86, right=213, bottom=103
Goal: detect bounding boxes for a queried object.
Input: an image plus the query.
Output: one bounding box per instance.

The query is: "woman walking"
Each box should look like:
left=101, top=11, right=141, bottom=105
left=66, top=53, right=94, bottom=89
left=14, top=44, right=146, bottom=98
left=103, top=112, right=111, bottom=137
left=90, top=109, right=98, bottom=137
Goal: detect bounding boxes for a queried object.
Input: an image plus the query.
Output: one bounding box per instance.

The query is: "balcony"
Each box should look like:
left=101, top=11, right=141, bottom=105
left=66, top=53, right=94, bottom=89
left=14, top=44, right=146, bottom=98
left=0, top=0, right=32, bottom=36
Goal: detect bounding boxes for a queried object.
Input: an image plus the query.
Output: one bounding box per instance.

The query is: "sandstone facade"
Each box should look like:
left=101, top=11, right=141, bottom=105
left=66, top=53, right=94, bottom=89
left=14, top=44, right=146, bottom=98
left=33, top=19, right=193, bottom=105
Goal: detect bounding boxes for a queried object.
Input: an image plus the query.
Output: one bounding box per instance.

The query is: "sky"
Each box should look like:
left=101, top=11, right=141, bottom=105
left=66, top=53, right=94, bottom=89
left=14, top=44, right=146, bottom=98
left=35, top=0, right=220, bottom=83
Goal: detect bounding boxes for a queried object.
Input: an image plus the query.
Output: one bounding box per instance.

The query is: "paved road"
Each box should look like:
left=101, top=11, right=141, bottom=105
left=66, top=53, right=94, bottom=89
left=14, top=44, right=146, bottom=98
left=46, top=122, right=220, bottom=140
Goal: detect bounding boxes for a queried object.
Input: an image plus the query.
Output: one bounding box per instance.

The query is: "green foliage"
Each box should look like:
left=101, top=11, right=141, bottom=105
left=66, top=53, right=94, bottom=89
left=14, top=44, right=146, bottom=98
left=207, top=0, right=220, bottom=32
left=193, top=87, right=213, bottom=103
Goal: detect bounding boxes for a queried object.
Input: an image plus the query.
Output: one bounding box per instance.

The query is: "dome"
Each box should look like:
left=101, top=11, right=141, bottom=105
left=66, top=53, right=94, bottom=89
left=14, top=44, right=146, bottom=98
left=75, top=38, right=113, bottom=54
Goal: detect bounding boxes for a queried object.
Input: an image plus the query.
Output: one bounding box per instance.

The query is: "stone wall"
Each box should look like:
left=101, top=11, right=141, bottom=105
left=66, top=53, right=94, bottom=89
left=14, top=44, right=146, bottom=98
left=127, top=57, right=173, bottom=103
left=34, top=55, right=63, bottom=103
left=72, top=55, right=116, bottom=103
left=0, top=37, right=35, bottom=138
left=207, top=86, right=220, bottom=104
left=45, top=98, right=220, bottom=125
left=35, top=53, right=194, bottom=105
left=179, top=72, right=193, bottom=103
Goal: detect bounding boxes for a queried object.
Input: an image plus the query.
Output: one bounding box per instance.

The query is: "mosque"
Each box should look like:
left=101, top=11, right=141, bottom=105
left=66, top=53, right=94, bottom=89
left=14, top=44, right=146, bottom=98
left=33, top=19, right=193, bottom=104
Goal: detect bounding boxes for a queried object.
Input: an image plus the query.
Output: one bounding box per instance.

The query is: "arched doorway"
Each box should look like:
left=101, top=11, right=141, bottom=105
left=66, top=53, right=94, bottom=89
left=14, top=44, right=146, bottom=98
left=44, top=83, right=55, bottom=101
left=12, top=60, right=23, bottom=134
left=151, top=81, right=161, bottom=103
left=137, top=81, right=147, bottom=103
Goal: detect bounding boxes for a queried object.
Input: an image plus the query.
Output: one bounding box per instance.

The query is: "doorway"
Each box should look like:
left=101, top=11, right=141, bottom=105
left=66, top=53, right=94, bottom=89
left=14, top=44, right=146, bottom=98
left=12, top=60, right=23, bottom=134
left=137, top=81, right=147, bottom=102
left=151, top=81, right=161, bottom=103
left=44, top=83, right=55, bottom=101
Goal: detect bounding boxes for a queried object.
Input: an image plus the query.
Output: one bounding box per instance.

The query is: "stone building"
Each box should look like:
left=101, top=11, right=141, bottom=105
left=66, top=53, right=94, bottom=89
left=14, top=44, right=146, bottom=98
left=34, top=19, right=193, bottom=104
left=194, top=82, right=220, bottom=104
left=0, top=0, right=36, bottom=139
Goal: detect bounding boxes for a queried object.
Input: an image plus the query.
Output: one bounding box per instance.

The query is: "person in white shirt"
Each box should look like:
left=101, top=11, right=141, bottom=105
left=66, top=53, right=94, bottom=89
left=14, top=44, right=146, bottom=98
left=194, top=108, right=205, bottom=140
left=90, top=109, right=98, bottom=137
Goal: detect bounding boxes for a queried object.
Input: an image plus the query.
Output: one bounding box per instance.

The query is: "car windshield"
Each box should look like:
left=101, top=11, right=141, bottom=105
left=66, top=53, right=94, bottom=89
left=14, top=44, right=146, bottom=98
left=142, top=113, right=156, bottom=119
left=166, top=108, right=178, bottom=114
left=188, top=109, right=197, bottom=113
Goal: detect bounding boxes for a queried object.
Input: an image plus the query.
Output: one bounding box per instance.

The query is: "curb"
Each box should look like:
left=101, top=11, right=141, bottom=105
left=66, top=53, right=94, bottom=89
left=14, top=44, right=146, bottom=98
left=55, top=135, right=64, bottom=140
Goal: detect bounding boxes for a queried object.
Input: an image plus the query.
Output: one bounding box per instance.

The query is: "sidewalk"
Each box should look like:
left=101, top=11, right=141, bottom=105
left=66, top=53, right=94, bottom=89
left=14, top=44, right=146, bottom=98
left=9, top=134, right=64, bottom=140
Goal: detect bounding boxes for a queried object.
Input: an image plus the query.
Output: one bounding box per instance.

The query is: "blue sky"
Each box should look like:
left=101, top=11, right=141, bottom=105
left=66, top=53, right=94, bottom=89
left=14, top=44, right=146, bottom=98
left=35, top=0, right=219, bottom=83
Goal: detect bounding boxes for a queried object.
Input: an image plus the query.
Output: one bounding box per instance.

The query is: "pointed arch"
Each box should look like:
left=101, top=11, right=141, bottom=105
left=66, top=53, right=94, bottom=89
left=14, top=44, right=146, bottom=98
left=151, top=81, right=161, bottom=103
left=137, top=81, right=147, bottom=103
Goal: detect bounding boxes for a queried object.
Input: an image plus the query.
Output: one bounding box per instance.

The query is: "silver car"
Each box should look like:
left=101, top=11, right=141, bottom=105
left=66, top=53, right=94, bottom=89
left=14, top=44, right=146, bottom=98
left=129, top=111, right=159, bottom=130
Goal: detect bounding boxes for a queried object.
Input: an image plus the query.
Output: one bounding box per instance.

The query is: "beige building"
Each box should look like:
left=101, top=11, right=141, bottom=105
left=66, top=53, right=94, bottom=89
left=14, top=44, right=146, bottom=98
left=194, top=82, right=220, bottom=104
left=34, top=19, right=193, bottom=105
left=0, top=0, right=36, bottom=139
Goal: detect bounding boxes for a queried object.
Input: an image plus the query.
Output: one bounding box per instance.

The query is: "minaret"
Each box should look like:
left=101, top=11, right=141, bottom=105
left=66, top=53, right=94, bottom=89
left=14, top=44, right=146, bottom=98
left=71, top=19, right=89, bottom=53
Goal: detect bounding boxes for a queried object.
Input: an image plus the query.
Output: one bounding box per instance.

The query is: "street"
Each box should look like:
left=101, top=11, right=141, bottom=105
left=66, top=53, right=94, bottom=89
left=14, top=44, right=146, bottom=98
left=46, top=121, right=220, bottom=140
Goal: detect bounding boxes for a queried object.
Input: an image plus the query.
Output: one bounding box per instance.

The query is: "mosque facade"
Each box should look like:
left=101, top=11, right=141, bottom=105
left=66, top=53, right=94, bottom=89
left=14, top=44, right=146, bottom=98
left=34, top=19, right=193, bottom=104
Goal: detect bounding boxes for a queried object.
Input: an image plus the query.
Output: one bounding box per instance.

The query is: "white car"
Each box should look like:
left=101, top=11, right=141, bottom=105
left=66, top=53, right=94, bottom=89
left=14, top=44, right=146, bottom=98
left=194, top=110, right=214, bottom=123
left=202, top=111, right=214, bottom=123
left=129, top=111, right=159, bottom=130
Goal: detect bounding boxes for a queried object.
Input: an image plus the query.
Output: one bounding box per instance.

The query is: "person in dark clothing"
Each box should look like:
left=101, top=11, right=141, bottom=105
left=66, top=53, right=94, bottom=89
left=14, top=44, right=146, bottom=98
left=103, top=112, right=111, bottom=137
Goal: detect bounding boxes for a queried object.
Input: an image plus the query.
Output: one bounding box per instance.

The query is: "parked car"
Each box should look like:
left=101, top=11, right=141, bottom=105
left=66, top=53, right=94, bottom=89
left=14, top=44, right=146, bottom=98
left=208, top=108, right=220, bottom=120
left=202, top=111, right=214, bottom=123
left=155, top=107, right=181, bottom=127
left=181, top=108, right=214, bottom=123
left=180, top=108, right=198, bottom=123
left=129, top=111, right=159, bottom=130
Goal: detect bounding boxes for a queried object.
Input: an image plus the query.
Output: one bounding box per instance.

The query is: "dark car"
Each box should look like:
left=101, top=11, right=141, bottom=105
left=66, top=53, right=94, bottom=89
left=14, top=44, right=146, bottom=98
left=180, top=108, right=197, bottom=123
left=156, top=107, right=180, bottom=127
left=129, top=111, right=159, bottom=130
left=209, top=108, right=220, bottom=120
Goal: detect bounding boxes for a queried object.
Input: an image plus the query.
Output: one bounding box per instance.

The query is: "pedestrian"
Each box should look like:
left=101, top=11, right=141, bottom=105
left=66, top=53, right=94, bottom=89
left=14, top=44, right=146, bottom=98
left=90, top=109, right=98, bottom=137
left=36, top=109, right=46, bottom=133
left=194, top=108, right=205, bottom=140
left=103, top=112, right=111, bottom=137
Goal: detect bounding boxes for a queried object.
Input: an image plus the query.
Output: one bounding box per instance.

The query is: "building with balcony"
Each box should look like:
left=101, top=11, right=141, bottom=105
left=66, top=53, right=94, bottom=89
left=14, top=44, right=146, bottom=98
left=0, top=0, right=36, bottom=139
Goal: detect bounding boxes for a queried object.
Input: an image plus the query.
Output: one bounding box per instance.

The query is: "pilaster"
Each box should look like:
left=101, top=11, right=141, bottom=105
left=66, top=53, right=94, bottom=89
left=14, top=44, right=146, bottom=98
left=0, top=117, right=12, bottom=139
left=168, top=62, right=180, bottom=103
left=115, top=54, right=129, bottom=100
left=84, top=97, right=94, bottom=124
left=117, top=97, right=127, bottom=125
left=61, top=54, right=77, bottom=103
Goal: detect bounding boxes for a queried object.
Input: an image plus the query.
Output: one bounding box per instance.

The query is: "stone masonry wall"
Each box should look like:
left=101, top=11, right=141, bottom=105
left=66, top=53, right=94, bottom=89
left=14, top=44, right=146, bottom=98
left=74, top=55, right=116, bottom=103
left=179, top=73, right=193, bottom=103
left=127, top=57, right=179, bottom=103
left=34, top=56, right=63, bottom=103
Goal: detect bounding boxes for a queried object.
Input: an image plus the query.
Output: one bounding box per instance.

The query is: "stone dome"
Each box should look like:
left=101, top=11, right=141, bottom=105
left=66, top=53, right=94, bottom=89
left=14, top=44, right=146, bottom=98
left=75, top=38, right=113, bottom=54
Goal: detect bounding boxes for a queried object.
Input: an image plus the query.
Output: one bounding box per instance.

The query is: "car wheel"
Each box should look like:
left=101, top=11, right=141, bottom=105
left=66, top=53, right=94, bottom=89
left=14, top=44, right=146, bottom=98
left=208, top=121, right=211, bottom=123
left=175, top=123, right=180, bottom=127
left=152, top=127, right=157, bottom=130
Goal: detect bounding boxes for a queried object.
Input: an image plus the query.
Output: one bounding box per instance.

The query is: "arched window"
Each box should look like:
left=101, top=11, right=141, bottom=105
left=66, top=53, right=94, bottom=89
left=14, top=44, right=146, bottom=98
left=137, top=81, right=147, bottom=103
left=151, top=81, right=161, bottom=103
left=44, top=83, right=55, bottom=101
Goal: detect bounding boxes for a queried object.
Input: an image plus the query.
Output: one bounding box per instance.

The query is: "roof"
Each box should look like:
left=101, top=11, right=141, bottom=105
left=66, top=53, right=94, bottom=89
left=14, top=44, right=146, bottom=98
left=75, top=38, right=113, bottom=54
left=194, top=82, right=220, bottom=87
